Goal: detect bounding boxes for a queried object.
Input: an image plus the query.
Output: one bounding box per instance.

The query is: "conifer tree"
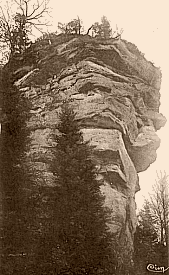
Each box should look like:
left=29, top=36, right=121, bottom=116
left=100, top=16, right=112, bottom=39
left=92, top=16, right=112, bottom=39
left=0, top=65, right=39, bottom=274
left=48, top=102, right=115, bottom=274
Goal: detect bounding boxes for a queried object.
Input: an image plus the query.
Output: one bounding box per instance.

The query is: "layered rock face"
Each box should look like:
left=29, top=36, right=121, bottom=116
left=15, top=35, right=166, bottom=258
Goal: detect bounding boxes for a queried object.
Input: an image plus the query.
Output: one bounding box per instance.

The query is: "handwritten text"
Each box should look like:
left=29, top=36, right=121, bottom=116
left=147, top=264, right=169, bottom=273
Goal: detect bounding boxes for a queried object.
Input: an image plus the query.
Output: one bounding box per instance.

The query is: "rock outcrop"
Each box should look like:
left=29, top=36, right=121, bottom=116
left=14, top=34, right=166, bottom=259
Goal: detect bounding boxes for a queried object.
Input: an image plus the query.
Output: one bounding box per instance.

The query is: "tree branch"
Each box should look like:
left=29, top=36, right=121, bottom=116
left=86, top=25, right=93, bottom=35
left=27, top=0, right=49, bottom=18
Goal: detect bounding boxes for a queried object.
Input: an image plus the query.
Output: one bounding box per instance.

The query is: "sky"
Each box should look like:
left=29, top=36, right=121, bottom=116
left=1, top=0, right=169, bottom=209
left=47, top=0, right=169, bottom=209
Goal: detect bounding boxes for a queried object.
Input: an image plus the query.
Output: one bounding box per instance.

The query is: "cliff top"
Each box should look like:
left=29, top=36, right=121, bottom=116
left=13, top=34, right=161, bottom=91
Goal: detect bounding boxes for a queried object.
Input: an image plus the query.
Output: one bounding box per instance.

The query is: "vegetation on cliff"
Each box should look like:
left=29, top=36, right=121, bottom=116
left=0, top=3, right=165, bottom=274
left=44, top=102, right=116, bottom=274
left=0, top=62, right=32, bottom=273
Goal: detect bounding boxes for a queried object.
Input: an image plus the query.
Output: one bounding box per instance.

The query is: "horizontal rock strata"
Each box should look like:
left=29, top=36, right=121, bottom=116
left=14, top=35, right=166, bottom=258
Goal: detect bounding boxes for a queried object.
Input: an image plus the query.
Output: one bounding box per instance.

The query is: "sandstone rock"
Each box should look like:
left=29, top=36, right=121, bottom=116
left=146, top=110, right=167, bottom=130
left=14, top=68, right=39, bottom=87
left=15, top=35, right=165, bottom=260
left=129, top=126, right=161, bottom=172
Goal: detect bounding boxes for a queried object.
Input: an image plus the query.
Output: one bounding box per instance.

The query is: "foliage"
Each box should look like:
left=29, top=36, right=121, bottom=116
left=0, top=0, right=51, bottom=62
left=134, top=201, right=159, bottom=259
left=100, top=16, right=112, bottom=39
left=92, top=16, right=112, bottom=39
left=58, top=17, right=83, bottom=35
left=133, top=172, right=169, bottom=275
left=0, top=64, right=32, bottom=274
left=0, top=57, right=47, bottom=274
left=35, top=31, right=58, bottom=46
left=39, top=102, right=116, bottom=274
left=0, top=12, right=30, bottom=59
left=133, top=208, right=158, bottom=274
left=92, top=22, right=102, bottom=37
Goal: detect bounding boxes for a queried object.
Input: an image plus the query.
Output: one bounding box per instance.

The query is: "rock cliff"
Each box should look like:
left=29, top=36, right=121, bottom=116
left=14, top=34, right=166, bottom=259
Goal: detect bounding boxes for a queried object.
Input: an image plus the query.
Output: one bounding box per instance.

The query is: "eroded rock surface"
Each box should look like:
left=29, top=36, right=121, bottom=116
left=14, top=35, right=166, bottom=258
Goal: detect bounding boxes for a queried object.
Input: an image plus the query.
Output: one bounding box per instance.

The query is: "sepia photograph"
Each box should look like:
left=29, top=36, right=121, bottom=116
left=0, top=0, right=168, bottom=274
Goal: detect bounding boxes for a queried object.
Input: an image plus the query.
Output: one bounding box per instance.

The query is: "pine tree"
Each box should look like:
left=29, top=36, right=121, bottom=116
left=47, top=102, right=115, bottom=274
left=0, top=64, right=38, bottom=274
left=100, top=16, right=112, bottom=39
left=92, top=16, right=112, bottom=39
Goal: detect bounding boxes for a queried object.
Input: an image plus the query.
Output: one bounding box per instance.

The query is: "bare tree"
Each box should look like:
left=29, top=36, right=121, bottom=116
left=112, top=25, right=124, bottom=40
left=12, top=0, right=51, bottom=33
left=148, top=171, right=169, bottom=246
left=0, top=0, right=51, bottom=60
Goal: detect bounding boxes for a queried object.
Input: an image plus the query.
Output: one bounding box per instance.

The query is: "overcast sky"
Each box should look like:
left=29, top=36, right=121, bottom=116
left=47, top=0, right=169, bottom=209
